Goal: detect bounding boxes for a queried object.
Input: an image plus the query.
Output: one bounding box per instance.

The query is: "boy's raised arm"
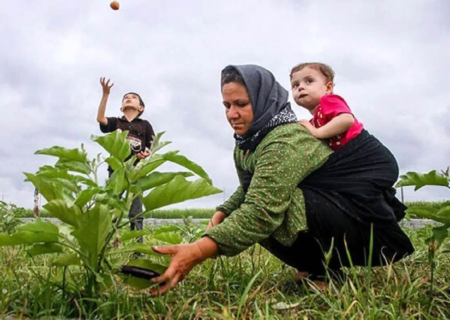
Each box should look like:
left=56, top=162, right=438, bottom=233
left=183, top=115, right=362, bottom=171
left=97, top=77, right=114, bottom=125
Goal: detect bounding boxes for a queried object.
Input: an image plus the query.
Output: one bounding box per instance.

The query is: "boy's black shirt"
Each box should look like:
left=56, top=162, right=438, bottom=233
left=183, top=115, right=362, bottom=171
left=100, top=116, right=155, bottom=173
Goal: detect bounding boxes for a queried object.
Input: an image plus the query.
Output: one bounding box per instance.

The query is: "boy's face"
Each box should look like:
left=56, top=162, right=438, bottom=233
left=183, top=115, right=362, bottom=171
left=121, top=93, right=144, bottom=113
left=291, top=67, right=333, bottom=112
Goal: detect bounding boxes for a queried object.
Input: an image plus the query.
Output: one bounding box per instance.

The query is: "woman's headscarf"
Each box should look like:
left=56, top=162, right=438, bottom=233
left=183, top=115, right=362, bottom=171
left=221, top=65, right=298, bottom=152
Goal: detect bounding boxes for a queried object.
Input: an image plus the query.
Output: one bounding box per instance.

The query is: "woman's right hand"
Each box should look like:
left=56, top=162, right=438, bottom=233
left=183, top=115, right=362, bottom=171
left=100, top=77, right=114, bottom=95
left=150, top=237, right=218, bottom=296
left=205, top=211, right=227, bottom=232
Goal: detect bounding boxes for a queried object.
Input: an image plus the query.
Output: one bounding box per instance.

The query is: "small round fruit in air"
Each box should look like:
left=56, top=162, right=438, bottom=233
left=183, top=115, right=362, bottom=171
left=110, top=1, right=120, bottom=10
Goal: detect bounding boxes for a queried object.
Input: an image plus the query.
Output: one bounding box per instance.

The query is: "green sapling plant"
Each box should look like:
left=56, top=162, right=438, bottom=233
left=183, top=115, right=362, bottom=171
left=0, top=131, right=221, bottom=297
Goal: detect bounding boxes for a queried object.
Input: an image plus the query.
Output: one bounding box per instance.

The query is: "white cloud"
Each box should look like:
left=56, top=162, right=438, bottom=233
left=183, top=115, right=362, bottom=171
left=0, top=0, right=449, bottom=208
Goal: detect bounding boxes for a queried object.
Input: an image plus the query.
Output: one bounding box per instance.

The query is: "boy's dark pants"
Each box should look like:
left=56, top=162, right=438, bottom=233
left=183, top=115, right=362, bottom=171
left=109, top=171, right=143, bottom=243
left=129, top=196, right=144, bottom=243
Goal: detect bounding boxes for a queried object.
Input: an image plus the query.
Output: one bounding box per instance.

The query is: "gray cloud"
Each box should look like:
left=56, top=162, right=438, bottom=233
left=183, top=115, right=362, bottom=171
left=1, top=0, right=449, bottom=207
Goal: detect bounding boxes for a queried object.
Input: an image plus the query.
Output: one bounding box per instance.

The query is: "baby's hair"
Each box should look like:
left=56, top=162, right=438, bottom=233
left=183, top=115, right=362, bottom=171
left=290, top=62, right=335, bottom=83
left=123, top=92, right=145, bottom=117
left=221, top=66, right=245, bottom=88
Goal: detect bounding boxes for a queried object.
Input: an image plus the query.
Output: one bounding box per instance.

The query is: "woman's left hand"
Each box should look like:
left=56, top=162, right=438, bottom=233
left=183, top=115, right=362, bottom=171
left=150, top=237, right=219, bottom=296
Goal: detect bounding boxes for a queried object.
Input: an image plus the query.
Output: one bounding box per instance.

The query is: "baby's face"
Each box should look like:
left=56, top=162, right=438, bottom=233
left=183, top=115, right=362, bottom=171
left=291, top=67, right=333, bottom=112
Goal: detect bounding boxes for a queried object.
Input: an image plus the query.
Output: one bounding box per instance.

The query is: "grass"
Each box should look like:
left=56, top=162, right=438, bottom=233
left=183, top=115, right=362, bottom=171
left=1, top=225, right=450, bottom=319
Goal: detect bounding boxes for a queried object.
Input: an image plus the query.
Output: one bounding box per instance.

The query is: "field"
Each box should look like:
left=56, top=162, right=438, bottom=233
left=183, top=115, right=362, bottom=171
left=15, top=202, right=443, bottom=220
left=1, top=132, right=449, bottom=319
left=1, top=220, right=450, bottom=319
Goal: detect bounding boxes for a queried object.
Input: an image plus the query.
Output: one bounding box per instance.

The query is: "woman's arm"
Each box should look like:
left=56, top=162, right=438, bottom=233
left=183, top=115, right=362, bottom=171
left=205, top=125, right=331, bottom=256
left=149, top=125, right=331, bottom=296
left=215, top=186, right=245, bottom=215
left=214, top=148, right=246, bottom=215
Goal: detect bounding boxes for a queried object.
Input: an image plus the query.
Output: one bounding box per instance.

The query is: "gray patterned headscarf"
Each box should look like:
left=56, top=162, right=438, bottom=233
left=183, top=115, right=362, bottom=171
left=221, top=64, right=298, bottom=152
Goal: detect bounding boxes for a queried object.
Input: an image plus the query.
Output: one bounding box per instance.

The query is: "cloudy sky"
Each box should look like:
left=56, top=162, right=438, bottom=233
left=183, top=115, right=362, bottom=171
left=1, top=0, right=449, bottom=209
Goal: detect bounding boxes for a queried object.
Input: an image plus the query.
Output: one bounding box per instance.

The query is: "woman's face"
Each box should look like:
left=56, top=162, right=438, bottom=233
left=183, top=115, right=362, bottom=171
left=222, top=82, right=254, bottom=136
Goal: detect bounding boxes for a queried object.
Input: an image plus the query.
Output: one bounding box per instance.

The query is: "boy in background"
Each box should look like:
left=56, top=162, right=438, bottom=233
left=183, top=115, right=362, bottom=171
left=97, top=77, right=155, bottom=242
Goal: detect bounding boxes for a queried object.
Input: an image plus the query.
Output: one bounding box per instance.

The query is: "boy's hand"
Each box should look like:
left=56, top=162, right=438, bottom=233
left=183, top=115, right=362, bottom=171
left=137, top=148, right=151, bottom=160
left=100, top=77, right=114, bottom=95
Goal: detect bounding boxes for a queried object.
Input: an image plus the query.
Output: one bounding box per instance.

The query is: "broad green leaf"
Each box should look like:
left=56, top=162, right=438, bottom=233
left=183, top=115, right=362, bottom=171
left=396, top=170, right=449, bottom=190
left=73, top=175, right=97, bottom=188
left=105, top=168, right=128, bottom=195
left=132, top=171, right=193, bottom=194
left=108, top=243, right=158, bottom=256
left=51, top=178, right=79, bottom=194
left=93, top=192, right=128, bottom=215
left=143, top=176, right=222, bottom=211
left=92, top=131, right=130, bottom=162
left=17, top=219, right=59, bottom=234
left=44, top=200, right=81, bottom=227
left=105, top=156, right=123, bottom=172
left=35, top=167, right=75, bottom=181
left=55, top=158, right=91, bottom=175
left=149, top=132, right=171, bottom=154
left=57, top=224, right=75, bottom=242
left=124, top=156, right=137, bottom=172
left=36, top=165, right=56, bottom=173
left=52, top=253, right=81, bottom=267
left=35, top=146, right=88, bottom=163
left=431, top=224, right=450, bottom=246
left=97, top=273, right=115, bottom=292
left=153, top=225, right=180, bottom=235
left=108, top=197, right=129, bottom=214
left=435, top=202, right=450, bottom=222
left=121, top=259, right=168, bottom=289
left=407, top=204, right=450, bottom=224
left=71, top=204, right=111, bottom=268
left=130, top=155, right=166, bottom=182
left=24, top=173, right=64, bottom=201
left=34, top=168, right=80, bottom=194
left=121, top=230, right=153, bottom=242
left=152, top=141, right=171, bottom=154
left=163, top=151, right=212, bottom=184
left=0, top=220, right=59, bottom=246
left=0, top=233, right=28, bottom=246
left=75, top=188, right=101, bottom=208
left=27, top=243, right=63, bottom=256
left=153, top=232, right=182, bottom=244
left=0, top=232, right=58, bottom=246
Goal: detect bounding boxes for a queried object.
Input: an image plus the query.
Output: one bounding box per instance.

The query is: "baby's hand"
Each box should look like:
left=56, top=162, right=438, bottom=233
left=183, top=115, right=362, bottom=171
left=299, top=119, right=314, bottom=131
left=100, top=77, right=114, bottom=95
left=299, top=120, right=318, bottom=137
